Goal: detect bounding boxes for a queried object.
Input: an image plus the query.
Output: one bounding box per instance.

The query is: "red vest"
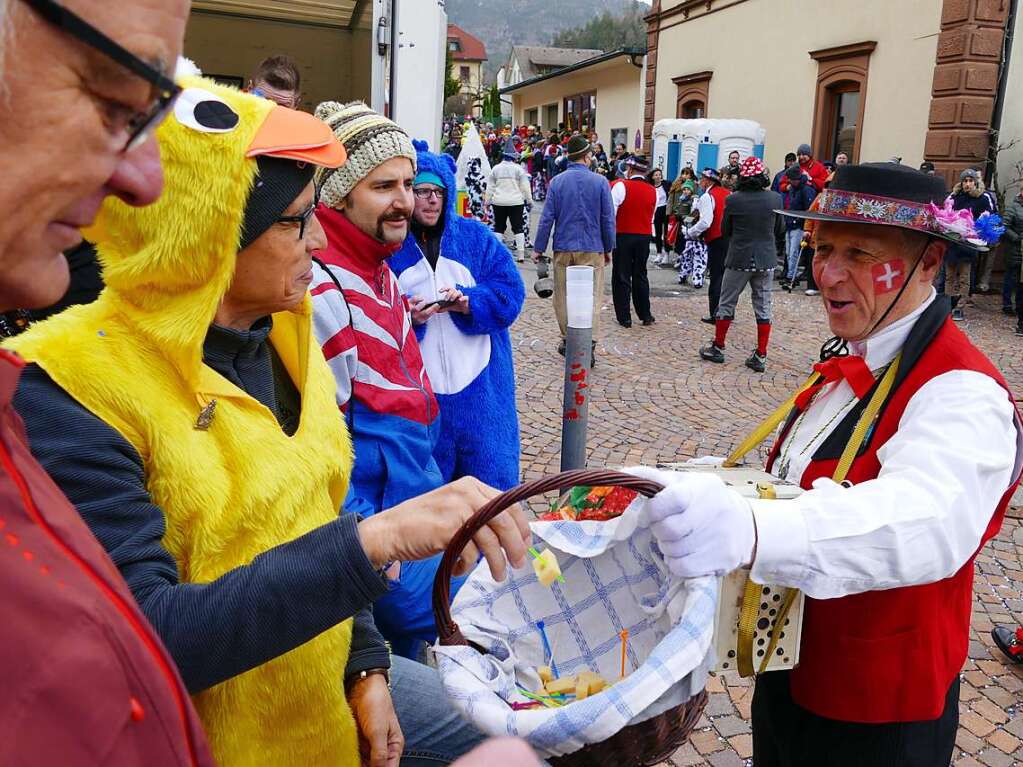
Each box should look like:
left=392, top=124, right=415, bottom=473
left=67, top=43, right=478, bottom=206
left=705, top=185, right=730, bottom=242
left=614, top=178, right=657, bottom=235
left=765, top=306, right=1021, bottom=723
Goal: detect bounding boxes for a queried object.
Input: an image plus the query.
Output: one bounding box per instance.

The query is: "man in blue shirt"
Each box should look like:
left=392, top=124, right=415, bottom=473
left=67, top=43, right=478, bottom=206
left=533, top=135, right=616, bottom=363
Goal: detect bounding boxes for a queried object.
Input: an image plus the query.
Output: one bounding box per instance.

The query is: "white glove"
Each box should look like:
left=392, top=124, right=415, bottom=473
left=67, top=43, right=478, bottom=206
left=627, top=466, right=756, bottom=579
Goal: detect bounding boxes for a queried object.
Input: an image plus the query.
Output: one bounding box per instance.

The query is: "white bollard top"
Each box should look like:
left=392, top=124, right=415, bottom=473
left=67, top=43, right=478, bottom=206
left=566, top=266, right=594, bottom=329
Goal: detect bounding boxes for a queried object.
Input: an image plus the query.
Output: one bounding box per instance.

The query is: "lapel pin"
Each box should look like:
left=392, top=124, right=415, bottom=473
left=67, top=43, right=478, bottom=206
left=195, top=399, right=217, bottom=431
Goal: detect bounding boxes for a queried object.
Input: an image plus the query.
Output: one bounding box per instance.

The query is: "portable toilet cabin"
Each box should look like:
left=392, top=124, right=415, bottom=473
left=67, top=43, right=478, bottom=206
left=652, top=118, right=766, bottom=182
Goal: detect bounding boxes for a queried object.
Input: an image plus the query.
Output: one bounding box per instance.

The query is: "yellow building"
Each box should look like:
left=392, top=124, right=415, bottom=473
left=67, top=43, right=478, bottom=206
left=447, top=24, right=488, bottom=115
left=501, top=48, right=645, bottom=150
left=643, top=0, right=1021, bottom=188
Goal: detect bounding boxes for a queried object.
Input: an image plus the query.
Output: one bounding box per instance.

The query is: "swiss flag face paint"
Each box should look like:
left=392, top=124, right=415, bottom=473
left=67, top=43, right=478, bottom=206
left=872, top=259, right=905, bottom=295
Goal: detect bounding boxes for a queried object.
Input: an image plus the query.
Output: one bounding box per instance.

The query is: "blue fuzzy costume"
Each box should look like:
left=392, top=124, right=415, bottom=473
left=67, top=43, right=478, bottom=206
left=390, top=142, right=525, bottom=490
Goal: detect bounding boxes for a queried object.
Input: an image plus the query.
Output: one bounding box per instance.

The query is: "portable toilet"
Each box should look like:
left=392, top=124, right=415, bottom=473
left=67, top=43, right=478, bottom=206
left=652, top=118, right=766, bottom=181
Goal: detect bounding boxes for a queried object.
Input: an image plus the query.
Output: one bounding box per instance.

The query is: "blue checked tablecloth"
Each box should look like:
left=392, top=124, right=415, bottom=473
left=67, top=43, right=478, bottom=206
left=431, top=499, right=718, bottom=759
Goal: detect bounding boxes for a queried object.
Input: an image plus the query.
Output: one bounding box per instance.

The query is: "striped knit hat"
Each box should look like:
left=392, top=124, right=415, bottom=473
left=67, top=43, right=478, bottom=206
left=313, top=100, right=417, bottom=207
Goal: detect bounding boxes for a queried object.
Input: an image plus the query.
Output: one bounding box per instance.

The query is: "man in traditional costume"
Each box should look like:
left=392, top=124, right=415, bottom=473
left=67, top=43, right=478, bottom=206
left=635, top=163, right=1021, bottom=766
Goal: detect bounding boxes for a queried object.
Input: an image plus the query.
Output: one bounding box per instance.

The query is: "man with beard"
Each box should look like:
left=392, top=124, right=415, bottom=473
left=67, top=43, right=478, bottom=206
left=309, top=101, right=457, bottom=659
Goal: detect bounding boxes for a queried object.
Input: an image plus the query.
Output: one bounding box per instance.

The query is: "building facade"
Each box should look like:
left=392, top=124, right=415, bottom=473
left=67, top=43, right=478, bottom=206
left=184, top=0, right=447, bottom=148
left=447, top=23, right=488, bottom=114
left=501, top=48, right=645, bottom=149
left=643, top=0, right=1021, bottom=191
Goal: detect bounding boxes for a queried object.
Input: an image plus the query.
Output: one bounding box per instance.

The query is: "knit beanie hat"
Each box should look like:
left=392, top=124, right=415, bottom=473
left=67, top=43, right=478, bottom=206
left=313, top=100, right=417, bottom=208
left=960, top=168, right=980, bottom=182
left=239, top=156, right=317, bottom=250
left=797, top=143, right=812, bottom=157
left=785, top=163, right=804, bottom=181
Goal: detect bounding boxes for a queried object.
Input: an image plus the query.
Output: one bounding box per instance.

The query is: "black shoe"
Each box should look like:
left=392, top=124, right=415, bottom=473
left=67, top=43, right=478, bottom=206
left=952, top=307, right=965, bottom=322
left=699, top=342, right=725, bottom=363
left=618, top=319, right=632, bottom=328
left=641, top=316, right=656, bottom=326
left=744, top=351, right=766, bottom=373
left=992, top=626, right=1023, bottom=664
left=1003, top=306, right=1016, bottom=315
left=700, top=316, right=715, bottom=325
left=1016, top=325, right=1023, bottom=337
left=557, top=339, right=566, bottom=356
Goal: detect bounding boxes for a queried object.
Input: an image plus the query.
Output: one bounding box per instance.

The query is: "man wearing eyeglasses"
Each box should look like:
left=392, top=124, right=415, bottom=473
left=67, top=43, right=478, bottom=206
left=0, top=0, right=215, bottom=765
left=391, top=141, right=525, bottom=495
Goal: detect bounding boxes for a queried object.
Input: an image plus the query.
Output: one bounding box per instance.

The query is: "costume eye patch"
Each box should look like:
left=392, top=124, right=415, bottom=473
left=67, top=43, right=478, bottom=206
left=174, top=88, right=240, bottom=133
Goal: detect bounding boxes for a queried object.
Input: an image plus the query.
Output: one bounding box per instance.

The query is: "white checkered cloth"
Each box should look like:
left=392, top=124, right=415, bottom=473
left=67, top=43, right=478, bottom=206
left=431, top=498, right=717, bottom=759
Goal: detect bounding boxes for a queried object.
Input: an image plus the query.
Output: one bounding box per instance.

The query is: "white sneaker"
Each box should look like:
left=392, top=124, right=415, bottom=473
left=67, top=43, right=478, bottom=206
left=805, top=288, right=820, bottom=296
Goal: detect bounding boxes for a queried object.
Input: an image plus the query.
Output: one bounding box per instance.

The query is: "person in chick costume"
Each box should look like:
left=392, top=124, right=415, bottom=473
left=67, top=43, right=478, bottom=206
left=632, top=163, right=1022, bottom=766
left=390, top=141, right=525, bottom=492
left=10, top=77, right=531, bottom=766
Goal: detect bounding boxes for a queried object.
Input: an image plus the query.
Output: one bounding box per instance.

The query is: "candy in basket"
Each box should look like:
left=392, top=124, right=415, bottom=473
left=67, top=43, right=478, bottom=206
left=430, top=470, right=715, bottom=766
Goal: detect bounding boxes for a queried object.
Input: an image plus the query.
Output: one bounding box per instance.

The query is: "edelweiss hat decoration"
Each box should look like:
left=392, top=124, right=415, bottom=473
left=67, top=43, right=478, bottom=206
left=775, top=162, right=1003, bottom=250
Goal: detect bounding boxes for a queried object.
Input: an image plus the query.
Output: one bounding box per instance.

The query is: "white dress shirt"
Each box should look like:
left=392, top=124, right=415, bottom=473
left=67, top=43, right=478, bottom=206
left=611, top=176, right=657, bottom=224
left=685, top=190, right=716, bottom=239
left=750, top=290, right=1022, bottom=600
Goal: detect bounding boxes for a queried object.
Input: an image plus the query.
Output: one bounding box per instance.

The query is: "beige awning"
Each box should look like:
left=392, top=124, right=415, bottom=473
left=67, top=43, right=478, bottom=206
left=192, top=0, right=359, bottom=28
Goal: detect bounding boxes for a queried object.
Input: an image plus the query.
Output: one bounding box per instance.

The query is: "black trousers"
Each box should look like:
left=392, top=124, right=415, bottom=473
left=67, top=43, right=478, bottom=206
left=492, top=204, right=524, bottom=235
left=706, top=236, right=729, bottom=317
left=653, top=206, right=667, bottom=253
left=752, top=671, right=959, bottom=767
left=801, top=244, right=818, bottom=290
left=612, top=234, right=653, bottom=324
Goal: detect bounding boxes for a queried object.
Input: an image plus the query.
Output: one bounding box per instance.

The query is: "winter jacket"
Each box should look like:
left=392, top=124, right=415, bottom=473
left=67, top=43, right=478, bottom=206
left=781, top=182, right=818, bottom=230
left=534, top=162, right=617, bottom=254
left=1002, top=195, right=1023, bottom=269
left=8, top=76, right=370, bottom=766
left=948, top=180, right=998, bottom=221
left=311, top=205, right=458, bottom=659
left=780, top=158, right=829, bottom=192
left=486, top=159, right=531, bottom=207
left=722, top=188, right=786, bottom=271
left=391, top=143, right=525, bottom=491
left=0, top=348, right=213, bottom=767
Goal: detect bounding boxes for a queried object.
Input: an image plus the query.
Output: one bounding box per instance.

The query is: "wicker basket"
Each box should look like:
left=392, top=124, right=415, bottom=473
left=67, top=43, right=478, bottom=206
left=431, top=468, right=710, bottom=767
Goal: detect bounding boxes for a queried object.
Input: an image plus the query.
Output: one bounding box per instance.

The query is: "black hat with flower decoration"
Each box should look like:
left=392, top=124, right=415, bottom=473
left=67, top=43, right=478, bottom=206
left=775, top=162, right=1004, bottom=251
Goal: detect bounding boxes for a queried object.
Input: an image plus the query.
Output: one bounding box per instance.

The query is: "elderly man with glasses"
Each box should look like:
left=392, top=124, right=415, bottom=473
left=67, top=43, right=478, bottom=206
left=0, top=1, right=217, bottom=764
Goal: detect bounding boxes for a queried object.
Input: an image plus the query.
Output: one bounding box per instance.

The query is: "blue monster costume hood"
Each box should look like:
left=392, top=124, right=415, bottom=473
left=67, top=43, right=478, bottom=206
left=412, top=139, right=459, bottom=225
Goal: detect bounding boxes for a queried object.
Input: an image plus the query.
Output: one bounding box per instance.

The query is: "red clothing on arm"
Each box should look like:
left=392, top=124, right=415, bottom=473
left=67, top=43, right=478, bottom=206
left=0, top=350, right=212, bottom=767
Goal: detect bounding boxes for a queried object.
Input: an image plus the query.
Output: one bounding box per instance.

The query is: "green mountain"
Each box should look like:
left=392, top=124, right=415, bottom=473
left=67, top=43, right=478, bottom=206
left=445, top=0, right=649, bottom=80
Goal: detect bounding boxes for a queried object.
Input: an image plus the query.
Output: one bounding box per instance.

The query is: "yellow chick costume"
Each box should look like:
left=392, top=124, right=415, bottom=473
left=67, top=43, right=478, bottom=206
left=8, top=77, right=358, bottom=765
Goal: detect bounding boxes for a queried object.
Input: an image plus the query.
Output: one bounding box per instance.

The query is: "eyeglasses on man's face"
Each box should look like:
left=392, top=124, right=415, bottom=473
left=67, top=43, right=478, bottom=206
left=413, top=188, right=445, bottom=201
left=275, top=200, right=318, bottom=240
left=20, top=0, right=182, bottom=153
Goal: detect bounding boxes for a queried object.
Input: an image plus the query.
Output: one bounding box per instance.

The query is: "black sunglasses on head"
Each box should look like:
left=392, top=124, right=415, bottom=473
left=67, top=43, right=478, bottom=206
left=20, top=0, right=182, bottom=152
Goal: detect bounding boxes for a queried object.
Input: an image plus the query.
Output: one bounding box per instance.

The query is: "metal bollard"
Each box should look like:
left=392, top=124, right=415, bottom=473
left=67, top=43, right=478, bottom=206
left=560, top=266, right=593, bottom=471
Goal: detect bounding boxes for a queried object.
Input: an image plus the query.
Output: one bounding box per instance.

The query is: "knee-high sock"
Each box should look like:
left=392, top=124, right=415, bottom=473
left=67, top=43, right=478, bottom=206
left=514, top=232, right=525, bottom=258
left=714, top=319, right=731, bottom=348
left=756, top=321, right=771, bottom=356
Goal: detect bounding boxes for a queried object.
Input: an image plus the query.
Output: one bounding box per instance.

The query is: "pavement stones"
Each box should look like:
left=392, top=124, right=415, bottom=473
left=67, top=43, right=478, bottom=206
left=509, top=275, right=1023, bottom=765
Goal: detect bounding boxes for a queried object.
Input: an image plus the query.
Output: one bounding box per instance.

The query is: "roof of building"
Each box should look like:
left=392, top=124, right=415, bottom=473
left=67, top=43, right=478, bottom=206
left=447, top=24, right=487, bottom=62
left=500, top=47, right=646, bottom=94
left=508, top=45, right=605, bottom=80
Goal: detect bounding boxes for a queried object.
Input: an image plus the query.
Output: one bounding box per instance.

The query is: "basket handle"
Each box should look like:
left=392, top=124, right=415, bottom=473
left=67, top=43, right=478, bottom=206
left=432, top=468, right=665, bottom=646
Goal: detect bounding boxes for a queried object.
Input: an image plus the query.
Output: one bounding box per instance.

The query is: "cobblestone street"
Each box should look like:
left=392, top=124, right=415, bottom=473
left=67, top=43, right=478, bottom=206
left=509, top=257, right=1023, bottom=766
